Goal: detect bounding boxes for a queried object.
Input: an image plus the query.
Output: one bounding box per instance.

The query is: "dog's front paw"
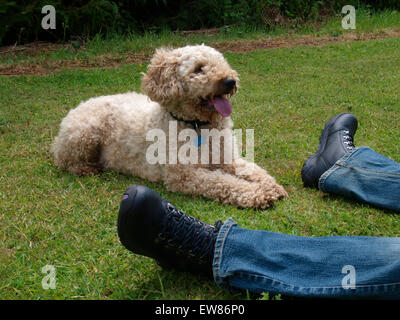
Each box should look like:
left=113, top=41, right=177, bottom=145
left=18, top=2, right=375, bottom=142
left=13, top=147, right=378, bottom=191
left=251, top=189, right=276, bottom=209
left=272, top=183, right=288, bottom=199
left=258, top=180, right=288, bottom=199
left=250, top=183, right=287, bottom=209
left=232, top=185, right=279, bottom=209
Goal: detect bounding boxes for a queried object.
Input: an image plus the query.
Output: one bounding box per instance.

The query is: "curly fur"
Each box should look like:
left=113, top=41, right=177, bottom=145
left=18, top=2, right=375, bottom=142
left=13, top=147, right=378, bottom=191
left=51, top=44, right=287, bottom=209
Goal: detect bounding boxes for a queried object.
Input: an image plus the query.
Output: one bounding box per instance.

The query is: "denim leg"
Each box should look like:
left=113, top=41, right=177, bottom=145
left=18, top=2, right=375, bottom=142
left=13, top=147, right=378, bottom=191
left=319, top=146, right=400, bottom=211
left=213, top=219, right=400, bottom=298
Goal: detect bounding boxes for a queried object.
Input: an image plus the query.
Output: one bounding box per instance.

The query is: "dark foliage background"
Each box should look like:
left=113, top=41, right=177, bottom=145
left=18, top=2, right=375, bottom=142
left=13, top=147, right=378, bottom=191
left=1, top=0, right=399, bottom=45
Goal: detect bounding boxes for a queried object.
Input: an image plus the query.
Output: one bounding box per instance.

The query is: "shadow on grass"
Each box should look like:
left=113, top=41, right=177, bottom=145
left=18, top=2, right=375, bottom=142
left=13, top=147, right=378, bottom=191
left=128, top=267, right=247, bottom=300
left=321, top=192, right=399, bottom=216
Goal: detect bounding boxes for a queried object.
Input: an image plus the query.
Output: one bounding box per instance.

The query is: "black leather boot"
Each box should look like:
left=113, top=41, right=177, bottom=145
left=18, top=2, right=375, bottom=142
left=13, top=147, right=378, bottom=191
left=117, top=185, right=222, bottom=276
left=301, top=113, right=358, bottom=189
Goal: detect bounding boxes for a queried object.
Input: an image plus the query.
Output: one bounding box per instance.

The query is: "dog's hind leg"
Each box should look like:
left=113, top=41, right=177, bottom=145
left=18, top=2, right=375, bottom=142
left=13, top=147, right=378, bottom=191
left=51, top=124, right=104, bottom=176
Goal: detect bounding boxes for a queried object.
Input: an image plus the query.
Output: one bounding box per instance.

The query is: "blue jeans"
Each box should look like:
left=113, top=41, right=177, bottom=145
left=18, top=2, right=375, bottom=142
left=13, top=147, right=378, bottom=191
left=213, top=219, right=400, bottom=299
left=212, top=147, right=400, bottom=298
left=319, top=146, right=400, bottom=212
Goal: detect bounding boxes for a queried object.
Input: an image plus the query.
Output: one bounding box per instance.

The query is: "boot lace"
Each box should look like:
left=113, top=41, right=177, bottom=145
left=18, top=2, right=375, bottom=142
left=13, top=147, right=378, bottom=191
left=342, top=130, right=355, bottom=150
left=157, top=203, right=222, bottom=263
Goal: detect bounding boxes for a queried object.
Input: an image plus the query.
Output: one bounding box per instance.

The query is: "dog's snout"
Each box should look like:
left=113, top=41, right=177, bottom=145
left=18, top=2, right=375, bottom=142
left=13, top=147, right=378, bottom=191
left=222, top=78, right=236, bottom=92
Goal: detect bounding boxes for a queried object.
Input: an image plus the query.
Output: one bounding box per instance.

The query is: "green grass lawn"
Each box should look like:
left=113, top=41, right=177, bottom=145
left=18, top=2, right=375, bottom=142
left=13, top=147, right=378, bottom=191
left=1, top=36, right=400, bottom=299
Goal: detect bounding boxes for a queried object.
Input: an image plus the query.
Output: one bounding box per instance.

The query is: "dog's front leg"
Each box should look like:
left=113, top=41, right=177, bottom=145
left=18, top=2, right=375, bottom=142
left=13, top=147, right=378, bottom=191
left=206, top=129, right=287, bottom=199
left=217, top=158, right=288, bottom=199
left=164, top=164, right=281, bottom=209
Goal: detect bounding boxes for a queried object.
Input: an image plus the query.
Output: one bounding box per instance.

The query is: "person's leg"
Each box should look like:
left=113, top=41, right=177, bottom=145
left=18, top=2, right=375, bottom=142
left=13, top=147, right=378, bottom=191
left=214, top=219, right=400, bottom=299
left=319, top=147, right=400, bottom=211
left=117, top=185, right=400, bottom=299
left=302, top=113, right=400, bottom=211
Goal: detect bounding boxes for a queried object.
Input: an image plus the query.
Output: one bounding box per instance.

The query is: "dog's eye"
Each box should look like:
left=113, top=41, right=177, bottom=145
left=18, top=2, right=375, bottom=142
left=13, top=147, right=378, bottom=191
left=194, top=65, right=204, bottom=73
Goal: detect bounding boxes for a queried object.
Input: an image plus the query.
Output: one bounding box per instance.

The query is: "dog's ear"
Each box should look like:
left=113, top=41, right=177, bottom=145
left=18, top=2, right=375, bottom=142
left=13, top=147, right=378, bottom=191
left=141, top=48, right=184, bottom=105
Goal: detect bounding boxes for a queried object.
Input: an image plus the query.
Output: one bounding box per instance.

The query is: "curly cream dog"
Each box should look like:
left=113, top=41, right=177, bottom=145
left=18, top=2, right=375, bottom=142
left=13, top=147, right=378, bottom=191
left=51, top=45, right=287, bottom=208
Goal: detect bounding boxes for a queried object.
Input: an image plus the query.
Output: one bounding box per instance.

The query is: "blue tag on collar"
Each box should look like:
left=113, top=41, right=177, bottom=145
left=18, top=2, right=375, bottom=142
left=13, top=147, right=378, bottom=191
left=194, top=135, right=205, bottom=147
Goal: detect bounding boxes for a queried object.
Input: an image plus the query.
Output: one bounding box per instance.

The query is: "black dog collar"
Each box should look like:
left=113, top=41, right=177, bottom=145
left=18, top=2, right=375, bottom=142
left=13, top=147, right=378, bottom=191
left=169, top=112, right=210, bottom=130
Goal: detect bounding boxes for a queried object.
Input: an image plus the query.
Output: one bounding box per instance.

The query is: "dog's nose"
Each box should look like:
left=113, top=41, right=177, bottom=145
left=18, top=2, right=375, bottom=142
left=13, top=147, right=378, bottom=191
left=222, top=78, right=236, bottom=92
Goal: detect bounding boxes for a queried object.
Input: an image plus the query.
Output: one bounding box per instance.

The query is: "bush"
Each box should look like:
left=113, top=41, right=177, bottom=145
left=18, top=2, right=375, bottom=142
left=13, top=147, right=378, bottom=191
left=0, top=0, right=399, bottom=46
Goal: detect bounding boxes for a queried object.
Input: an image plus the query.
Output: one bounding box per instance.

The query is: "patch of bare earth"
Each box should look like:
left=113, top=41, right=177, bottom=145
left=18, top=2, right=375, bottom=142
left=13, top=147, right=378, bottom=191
left=0, top=52, right=150, bottom=76
left=213, top=29, right=400, bottom=52
left=1, top=29, right=400, bottom=76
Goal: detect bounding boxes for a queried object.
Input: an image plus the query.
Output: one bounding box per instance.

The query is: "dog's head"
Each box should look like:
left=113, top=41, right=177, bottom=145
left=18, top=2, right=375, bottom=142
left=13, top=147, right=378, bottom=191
left=141, top=45, right=239, bottom=122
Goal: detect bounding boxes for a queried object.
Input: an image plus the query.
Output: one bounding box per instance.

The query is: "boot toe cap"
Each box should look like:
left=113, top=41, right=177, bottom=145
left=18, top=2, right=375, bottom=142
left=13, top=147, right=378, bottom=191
left=117, top=184, right=166, bottom=256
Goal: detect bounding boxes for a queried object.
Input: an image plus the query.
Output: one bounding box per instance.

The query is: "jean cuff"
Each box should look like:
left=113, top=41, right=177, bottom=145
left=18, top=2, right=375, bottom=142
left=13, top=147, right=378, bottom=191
left=212, top=218, right=237, bottom=291
left=318, top=146, right=366, bottom=192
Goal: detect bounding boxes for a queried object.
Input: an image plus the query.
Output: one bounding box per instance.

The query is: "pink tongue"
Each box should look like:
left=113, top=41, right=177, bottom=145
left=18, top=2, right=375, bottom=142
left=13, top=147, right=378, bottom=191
left=211, top=97, right=232, bottom=117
